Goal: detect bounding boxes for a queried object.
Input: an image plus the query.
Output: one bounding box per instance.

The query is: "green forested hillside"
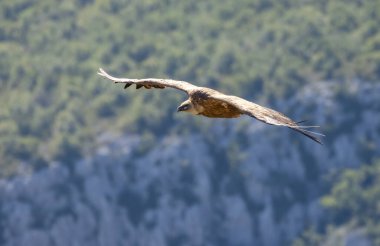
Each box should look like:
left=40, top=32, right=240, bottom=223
left=0, top=0, right=379, bottom=176
left=1, top=1, right=380, bottom=245
left=294, top=159, right=380, bottom=245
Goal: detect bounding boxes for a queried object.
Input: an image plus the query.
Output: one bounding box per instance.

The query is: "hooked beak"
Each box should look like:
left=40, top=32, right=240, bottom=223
left=177, top=105, right=187, bottom=112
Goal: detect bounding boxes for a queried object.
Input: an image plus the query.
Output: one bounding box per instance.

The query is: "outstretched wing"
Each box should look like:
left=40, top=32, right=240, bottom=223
left=98, top=68, right=198, bottom=94
left=210, top=94, right=324, bottom=144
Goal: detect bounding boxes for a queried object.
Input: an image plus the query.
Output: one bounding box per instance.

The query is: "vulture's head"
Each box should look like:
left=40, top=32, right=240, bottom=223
left=177, top=100, right=198, bottom=115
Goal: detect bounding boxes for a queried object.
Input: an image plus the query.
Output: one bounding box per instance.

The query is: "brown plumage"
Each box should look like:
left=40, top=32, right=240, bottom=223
left=98, top=68, right=323, bottom=144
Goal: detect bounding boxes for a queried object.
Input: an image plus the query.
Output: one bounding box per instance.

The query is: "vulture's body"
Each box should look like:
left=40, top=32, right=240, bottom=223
left=190, top=89, right=242, bottom=118
left=98, top=68, right=323, bottom=144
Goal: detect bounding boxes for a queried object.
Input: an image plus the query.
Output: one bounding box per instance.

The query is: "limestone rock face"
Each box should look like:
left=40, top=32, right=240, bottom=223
left=1, top=81, right=379, bottom=246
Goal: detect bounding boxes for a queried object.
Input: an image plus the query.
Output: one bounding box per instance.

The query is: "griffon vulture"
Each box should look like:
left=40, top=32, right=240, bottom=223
left=98, top=68, right=323, bottom=144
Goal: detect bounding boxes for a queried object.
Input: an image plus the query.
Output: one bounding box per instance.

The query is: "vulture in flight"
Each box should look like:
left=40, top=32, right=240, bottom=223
left=98, top=68, right=323, bottom=144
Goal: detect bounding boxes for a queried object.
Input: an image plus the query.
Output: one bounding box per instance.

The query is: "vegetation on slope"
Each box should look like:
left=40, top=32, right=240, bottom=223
left=0, top=0, right=379, bottom=176
left=294, top=159, right=380, bottom=245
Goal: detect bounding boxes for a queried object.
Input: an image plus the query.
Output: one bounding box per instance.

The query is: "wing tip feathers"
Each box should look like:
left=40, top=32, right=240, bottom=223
left=290, top=126, right=324, bottom=145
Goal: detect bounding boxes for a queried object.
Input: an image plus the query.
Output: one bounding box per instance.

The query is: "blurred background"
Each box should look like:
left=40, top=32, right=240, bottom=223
left=0, top=0, right=379, bottom=245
